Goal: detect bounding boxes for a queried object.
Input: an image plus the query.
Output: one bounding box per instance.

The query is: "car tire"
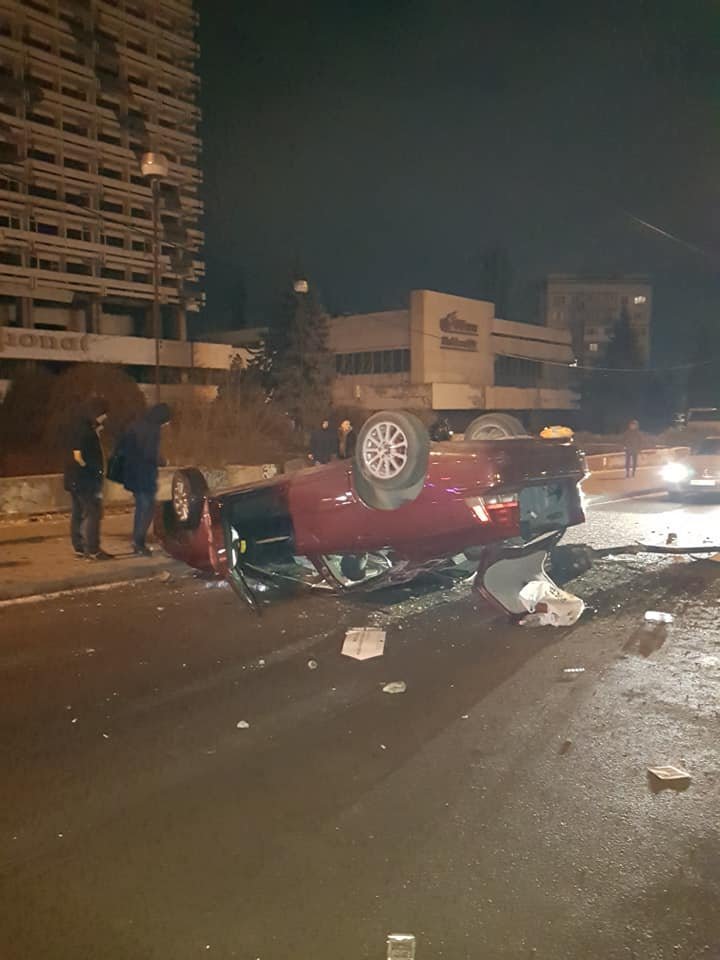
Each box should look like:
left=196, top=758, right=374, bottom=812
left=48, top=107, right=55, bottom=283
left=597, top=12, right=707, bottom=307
left=353, top=410, right=430, bottom=511
left=464, top=412, right=528, bottom=440
left=171, top=468, right=208, bottom=529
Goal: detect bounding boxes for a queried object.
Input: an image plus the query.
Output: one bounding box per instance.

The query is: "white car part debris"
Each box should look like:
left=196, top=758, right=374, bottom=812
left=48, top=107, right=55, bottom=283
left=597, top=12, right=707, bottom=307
left=562, top=667, right=585, bottom=675
left=307, top=659, right=318, bottom=670
left=236, top=720, right=250, bottom=729
left=644, top=611, right=674, bottom=624
left=519, top=579, right=585, bottom=627
left=342, top=627, right=386, bottom=660
left=382, top=681, right=407, bottom=694
left=648, top=765, right=691, bottom=787
left=387, top=933, right=416, bottom=960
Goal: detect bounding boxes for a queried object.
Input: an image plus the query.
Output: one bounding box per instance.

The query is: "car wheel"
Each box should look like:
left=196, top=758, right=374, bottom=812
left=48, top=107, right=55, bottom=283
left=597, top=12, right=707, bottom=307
left=171, top=468, right=208, bottom=528
left=465, top=413, right=528, bottom=440
left=353, top=410, right=430, bottom=511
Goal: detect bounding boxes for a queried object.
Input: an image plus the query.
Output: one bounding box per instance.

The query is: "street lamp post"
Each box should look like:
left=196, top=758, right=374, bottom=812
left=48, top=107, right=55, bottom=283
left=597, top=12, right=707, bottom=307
left=140, top=151, right=169, bottom=402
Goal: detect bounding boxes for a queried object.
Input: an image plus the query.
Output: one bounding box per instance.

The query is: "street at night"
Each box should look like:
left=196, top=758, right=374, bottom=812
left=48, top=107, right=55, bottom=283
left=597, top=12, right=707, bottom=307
left=2, top=492, right=720, bottom=960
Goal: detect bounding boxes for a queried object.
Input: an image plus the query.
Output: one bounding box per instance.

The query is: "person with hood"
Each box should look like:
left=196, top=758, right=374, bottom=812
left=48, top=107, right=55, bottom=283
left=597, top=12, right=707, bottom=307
left=309, top=418, right=335, bottom=465
left=64, top=396, right=112, bottom=560
left=118, top=403, right=172, bottom=556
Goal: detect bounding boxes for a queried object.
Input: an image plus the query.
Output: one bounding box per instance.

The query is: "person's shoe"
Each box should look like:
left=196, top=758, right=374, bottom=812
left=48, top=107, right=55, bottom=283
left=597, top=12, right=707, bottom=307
left=86, top=550, right=114, bottom=561
left=74, top=550, right=86, bottom=559
left=132, top=545, right=153, bottom=558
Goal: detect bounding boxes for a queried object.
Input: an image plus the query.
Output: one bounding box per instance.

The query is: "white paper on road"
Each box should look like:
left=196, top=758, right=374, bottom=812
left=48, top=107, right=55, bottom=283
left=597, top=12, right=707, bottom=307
left=342, top=628, right=386, bottom=660
left=519, top=579, right=585, bottom=627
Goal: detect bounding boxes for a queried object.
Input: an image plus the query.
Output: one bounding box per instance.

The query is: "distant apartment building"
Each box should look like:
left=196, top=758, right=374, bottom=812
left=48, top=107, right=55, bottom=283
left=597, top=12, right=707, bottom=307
left=0, top=0, right=230, bottom=398
left=545, top=275, right=651, bottom=366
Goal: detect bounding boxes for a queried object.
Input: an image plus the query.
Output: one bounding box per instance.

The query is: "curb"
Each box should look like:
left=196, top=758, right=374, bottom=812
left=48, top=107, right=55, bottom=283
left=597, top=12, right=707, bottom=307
left=0, top=561, right=180, bottom=605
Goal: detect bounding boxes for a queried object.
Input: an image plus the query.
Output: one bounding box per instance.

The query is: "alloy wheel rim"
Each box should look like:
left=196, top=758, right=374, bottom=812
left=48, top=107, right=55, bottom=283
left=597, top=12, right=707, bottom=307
left=362, top=421, right=409, bottom=480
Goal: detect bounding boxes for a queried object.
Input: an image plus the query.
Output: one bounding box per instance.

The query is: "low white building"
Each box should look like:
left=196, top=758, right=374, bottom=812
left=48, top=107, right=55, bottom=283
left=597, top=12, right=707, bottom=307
left=0, top=325, right=248, bottom=402
left=329, top=289, right=577, bottom=420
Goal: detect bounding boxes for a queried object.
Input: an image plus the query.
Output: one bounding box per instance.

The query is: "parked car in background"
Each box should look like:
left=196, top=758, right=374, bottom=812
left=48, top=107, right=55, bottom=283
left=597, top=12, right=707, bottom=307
left=685, top=408, right=720, bottom=433
left=155, top=411, right=587, bottom=613
left=662, top=437, right=720, bottom=500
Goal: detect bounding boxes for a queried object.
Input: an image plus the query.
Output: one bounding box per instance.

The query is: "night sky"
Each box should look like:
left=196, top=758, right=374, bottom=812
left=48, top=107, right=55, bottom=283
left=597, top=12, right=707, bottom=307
left=197, top=0, right=720, bottom=364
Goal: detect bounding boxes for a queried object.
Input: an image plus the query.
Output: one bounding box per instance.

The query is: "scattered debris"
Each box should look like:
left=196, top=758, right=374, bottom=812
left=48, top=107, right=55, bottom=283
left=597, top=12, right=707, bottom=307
left=382, top=681, right=407, bottom=695
left=561, top=667, right=586, bottom=680
left=342, top=627, right=386, bottom=660
left=648, top=765, right=691, bottom=789
left=236, top=720, right=250, bottom=729
left=559, top=738, right=573, bottom=755
left=257, top=658, right=266, bottom=667
left=156, top=606, right=164, bottom=612
left=102, top=733, right=109, bottom=739
left=666, top=532, right=678, bottom=545
left=71, top=717, right=78, bottom=724
left=205, top=579, right=229, bottom=590
left=461, top=714, right=469, bottom=720
left=644, top=611, right=674, bottom=624
left=158, top=571, right=172, bottom=583
left=307, top=659, right=318, bottom=670
left=519, top=580, right=585, bottom=627
left=380, top=744, right=387, bottom=750
left=387, top=933, right=416, bottom=960
left=85, top=647, right=96, bottom=655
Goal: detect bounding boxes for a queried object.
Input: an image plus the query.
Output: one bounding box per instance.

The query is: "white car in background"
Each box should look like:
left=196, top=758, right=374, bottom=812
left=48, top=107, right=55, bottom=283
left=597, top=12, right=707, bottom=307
left=662, top=437, right=720, bottom=500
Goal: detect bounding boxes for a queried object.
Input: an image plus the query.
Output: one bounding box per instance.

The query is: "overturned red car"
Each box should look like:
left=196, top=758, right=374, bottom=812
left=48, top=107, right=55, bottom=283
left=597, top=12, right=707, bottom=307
left=155, top=411, right=587, bottom=611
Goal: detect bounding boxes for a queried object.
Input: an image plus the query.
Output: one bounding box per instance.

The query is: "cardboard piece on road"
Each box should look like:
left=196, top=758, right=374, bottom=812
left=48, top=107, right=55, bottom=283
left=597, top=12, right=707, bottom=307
left=647, top=765, right=691, bottom=786
left=342, top=628, right=386, bottom=660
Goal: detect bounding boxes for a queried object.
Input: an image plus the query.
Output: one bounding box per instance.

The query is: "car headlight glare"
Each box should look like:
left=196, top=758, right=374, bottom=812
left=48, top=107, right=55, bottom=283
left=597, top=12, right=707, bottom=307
left=661, top=462, right=691, bottom=483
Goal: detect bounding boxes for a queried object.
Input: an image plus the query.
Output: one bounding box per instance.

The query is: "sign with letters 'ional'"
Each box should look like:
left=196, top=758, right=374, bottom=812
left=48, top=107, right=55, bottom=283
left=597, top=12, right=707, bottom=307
left=438, top=311, right=478, bottom=351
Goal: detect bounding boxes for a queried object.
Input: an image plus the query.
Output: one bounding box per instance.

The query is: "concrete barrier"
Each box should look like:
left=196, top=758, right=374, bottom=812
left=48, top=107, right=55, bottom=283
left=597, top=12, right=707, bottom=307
left=583, top=446, right=689, bottom=473
left=0, top=463, right=278, bottom=517
left=0, top=445, right=691, bottom=516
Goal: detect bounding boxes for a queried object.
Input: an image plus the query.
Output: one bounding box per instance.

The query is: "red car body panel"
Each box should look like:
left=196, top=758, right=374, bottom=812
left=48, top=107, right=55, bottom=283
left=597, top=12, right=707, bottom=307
left=155, top=439, right=586, bottom=575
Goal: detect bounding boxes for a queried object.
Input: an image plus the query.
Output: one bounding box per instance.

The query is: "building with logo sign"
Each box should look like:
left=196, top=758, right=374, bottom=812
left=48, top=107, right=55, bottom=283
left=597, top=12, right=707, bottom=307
left=328, top=289, right=577, bottom=422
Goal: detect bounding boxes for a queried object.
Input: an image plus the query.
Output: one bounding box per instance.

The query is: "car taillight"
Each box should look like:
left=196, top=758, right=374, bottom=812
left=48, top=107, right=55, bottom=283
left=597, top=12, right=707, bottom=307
left=467, top=493, right=518, bottom=523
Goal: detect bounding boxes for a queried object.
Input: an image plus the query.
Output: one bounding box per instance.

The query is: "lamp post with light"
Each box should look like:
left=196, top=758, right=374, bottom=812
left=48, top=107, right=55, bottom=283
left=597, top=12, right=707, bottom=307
left=140, top=151, right=169, bottom=402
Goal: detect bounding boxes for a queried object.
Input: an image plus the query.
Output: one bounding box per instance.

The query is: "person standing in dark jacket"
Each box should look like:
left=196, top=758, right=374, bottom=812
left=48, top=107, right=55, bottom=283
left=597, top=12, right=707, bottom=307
left=622, top=418, right=643, bottom=478
left=64, top=396, right=112, bottom=560
left=309, top=419, right=335, bottom=464
left=119, top=403, right=172, bottom=556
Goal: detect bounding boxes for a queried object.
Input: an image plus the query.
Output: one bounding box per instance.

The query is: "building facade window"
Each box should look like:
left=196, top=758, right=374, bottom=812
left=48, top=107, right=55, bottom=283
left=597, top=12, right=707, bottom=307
left=335, top=349, right=410, bottom=376
left=494, top=355, right=543, bottom=388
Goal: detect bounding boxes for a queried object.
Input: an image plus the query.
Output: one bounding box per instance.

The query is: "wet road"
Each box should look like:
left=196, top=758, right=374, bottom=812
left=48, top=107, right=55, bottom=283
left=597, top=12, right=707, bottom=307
left=2, top=493, right=720, bottom=959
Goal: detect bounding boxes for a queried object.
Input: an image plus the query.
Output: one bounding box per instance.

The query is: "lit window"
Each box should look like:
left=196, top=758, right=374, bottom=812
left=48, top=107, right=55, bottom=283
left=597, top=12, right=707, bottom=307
left=633, top=295, right=647, bottom=305
left=589, top=343, right=599, bottom=353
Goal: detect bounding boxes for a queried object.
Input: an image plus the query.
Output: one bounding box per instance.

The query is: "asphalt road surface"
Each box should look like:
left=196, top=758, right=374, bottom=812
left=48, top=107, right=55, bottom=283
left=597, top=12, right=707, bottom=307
left=2, top=494, right=720, bottom=960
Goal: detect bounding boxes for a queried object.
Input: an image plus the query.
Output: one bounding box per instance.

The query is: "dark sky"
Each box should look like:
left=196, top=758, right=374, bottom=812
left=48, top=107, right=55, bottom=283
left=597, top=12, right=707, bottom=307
left=197, top=0, right=720, bottom=363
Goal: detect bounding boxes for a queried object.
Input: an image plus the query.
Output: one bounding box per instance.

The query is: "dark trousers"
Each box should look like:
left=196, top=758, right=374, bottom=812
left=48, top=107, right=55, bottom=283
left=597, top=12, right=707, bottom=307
left=70, top=490, right=102, bottom=555
left=625, top=450, right=638, bottom=477
left=132, top=491, right=156, bottom=549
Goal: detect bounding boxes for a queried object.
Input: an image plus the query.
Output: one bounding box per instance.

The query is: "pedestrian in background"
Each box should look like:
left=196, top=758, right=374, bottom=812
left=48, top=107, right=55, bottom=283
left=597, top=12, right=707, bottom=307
left=64, top=396, right=112, bottom=561
left=309, top=418, right=335, bottom=465
left=337, top=418, right=356, bottom=459
left=622, top=418, right=643, bottom=478
left=119, top=403, right=172, bottom=556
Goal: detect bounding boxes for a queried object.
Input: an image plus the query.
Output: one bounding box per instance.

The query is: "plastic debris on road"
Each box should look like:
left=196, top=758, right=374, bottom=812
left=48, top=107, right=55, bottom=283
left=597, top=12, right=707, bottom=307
left=382, top=681, right=407, bottom=694
left=342, top=627, right=386, bottom=660
left=559, top=738, right=573, bottom=755
left=518, top=580, right=585, bottom=627
left=236, top=720, right=250, bottom=729
left=647, top=765, right=691, bottom=788
left=387, top=933, right=416, bottom=960
left=158, top=571, right=172, bottom=583
left=644, top=610, right=674, bottom=624
left=307, top=659, right=318, bottom=670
